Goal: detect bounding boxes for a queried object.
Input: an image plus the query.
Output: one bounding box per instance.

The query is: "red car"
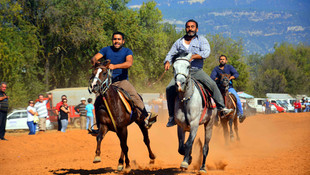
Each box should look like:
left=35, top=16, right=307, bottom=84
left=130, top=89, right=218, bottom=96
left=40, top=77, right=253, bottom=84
left=270, top=102, right=286, bottom=113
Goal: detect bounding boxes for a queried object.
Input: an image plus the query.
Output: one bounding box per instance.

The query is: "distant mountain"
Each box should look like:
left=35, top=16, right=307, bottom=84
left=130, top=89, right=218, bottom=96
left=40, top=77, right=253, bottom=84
left=128, top=0, right=310, bottom=54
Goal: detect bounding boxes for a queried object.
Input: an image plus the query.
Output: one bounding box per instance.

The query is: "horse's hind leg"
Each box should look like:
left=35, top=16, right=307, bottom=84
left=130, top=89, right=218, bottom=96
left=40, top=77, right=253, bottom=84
left=180, top=126, right=198, bottom=170
left=137, top=122, right=156, bottom=163
left=199, top=120, right=213, bottom=173
left=94, top=124, right=108, bottom=163
left=117, top=127, right=131, bottom=170
left=229, top=118, right=234, bottom=141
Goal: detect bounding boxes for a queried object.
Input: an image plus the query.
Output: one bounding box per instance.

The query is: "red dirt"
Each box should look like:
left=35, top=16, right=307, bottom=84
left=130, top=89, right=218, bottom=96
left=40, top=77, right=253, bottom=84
left=1, top=112, right=310, bottom=175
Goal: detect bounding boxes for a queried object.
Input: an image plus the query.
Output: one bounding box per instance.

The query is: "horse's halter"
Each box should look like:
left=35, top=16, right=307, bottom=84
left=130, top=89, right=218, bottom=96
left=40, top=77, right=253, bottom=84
left=174, top=58, right=193, bottom=102
left=220, top=74, right=230, bottom=91
left=88, top=66, right=112, bottom=95
left=174, top=58, right=191, bottom=86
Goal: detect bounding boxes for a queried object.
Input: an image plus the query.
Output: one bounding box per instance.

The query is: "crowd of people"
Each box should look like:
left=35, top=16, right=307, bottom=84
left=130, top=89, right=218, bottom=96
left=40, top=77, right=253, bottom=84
left=294, top=97, right=310, bottom=113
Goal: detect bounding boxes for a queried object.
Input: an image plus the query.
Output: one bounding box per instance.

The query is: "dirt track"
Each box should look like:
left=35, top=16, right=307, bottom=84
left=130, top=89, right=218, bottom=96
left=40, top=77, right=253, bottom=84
left=1, top=112, right=310, bottom=175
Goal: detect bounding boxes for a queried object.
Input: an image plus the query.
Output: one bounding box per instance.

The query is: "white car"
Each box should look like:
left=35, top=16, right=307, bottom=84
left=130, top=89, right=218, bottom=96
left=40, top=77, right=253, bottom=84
left=6, top=109, right=53, bottom=130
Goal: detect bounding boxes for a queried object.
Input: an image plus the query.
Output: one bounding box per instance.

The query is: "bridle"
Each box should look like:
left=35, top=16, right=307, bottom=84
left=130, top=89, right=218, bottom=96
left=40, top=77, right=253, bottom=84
left=174, top=58, right=193, bottom=102
left=174, top=58, right=191, bottom=84
left=88, top=67, right=113, bottom=95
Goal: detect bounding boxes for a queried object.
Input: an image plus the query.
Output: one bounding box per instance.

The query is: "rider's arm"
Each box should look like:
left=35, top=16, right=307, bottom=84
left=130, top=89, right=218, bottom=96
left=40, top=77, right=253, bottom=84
left=109, top=55, right=133, bottom=70
left=210, top=67, right=219, bottom=81
left=229, top=65, right=239, bottom=80
left=91, top=53, right=104, bottom=65
left=164, top=40, right=180, bottom=70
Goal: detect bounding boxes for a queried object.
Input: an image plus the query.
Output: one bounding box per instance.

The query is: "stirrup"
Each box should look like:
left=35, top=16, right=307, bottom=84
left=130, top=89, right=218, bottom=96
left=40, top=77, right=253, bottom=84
left=145, top=112, right=157, bottom=129
left=88, top=124, right=99, bottom=136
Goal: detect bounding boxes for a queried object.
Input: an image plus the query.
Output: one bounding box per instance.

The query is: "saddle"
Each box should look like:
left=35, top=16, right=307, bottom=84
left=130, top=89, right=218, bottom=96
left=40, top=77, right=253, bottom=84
left=114, top=87, right=134, bottom=114
left=192, top=79, right=216, bottom=109
left=192, top=79, right=216, bottom=124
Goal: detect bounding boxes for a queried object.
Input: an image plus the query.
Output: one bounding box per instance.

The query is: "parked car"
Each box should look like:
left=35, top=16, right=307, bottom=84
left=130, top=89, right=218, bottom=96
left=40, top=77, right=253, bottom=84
left=6, top=109, right=53, bottom=130
left=270, top=103, right=286, bottom=113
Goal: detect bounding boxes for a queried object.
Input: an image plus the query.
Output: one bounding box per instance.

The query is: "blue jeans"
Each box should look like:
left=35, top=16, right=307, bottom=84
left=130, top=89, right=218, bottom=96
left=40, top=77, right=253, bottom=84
left=86, top=116, right=94, bottom=130
left=27, top=121, right=37, bottom=135
left=61, top=119, right=68, bottom=132
left=228, top=88, right=243, bottom=116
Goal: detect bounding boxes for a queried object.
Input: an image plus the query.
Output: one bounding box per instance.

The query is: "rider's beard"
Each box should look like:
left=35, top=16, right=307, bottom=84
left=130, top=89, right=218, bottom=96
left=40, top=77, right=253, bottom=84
left=186, top=30, right=197, bottom=37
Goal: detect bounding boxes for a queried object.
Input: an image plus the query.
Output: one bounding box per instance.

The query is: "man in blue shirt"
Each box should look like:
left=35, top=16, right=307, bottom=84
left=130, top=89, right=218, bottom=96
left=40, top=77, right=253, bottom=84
left=164, top=19, right=233, bottom=127
left=91, top=32, right=154, bottom=128
left=210, top=55, right=246, bottom=123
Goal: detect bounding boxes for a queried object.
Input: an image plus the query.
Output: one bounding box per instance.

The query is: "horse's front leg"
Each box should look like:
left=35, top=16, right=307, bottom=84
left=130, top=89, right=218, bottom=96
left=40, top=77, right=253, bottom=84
left=234, top=116, right=240, bottom=141
left=229, top=118, right=234, bottom=141
left=221, top=119, right=229, bottom=145
left=180, top=125, right=198, bottom=170
left=177, top=125, right=185, bottom=155
left=117, top=127, right=131, bottom=171
left=117, top=151, right=125, bottom=171
left=93, top=124, right=108, bottom=163
left=199, top=119, right=214, bottom=173
left=137, top=122, right=156, bottom=164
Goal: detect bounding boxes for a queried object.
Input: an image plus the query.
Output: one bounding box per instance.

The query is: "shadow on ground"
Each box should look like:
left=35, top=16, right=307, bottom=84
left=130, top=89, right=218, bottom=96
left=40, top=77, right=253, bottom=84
left=50, top=167, right=196, bottom=175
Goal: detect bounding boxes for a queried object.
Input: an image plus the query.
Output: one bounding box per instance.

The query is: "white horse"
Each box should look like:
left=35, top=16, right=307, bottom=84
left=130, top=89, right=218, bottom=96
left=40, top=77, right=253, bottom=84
left=173, top=53, right=217, bottom=173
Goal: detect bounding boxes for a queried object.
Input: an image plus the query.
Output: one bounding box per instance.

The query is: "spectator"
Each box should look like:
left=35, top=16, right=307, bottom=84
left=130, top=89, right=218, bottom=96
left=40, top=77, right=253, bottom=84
left=306, top=100, right=310, bottom=112
left=60, top=99, right=70, bottom=132
left=303, top=100, right=309, bottom=112
left=85, top=98, right=95, bottom=130
left=264, top=99, right=271, bottom=114
left=34, top=94, right=50, bottom=133
left=294, top=100, right=302, bottom=113
left=74, top=97, right=87, bottom=129
left=27, top=100, right=38, bottom=135
left=55, top=95, right=67, bottom=131
left=0, top=82, right=9, bottom=141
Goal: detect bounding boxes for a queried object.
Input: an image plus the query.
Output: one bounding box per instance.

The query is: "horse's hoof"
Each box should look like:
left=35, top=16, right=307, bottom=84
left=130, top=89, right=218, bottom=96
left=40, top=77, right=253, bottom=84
left=124, top=166, right=131, bottom=173
left=149, top=159, right=155, bottom=164
left=199, top=169, right=207, bottom=174
left=93, top=156, right=101, bottom=163
left=180, top=161, right=189, bottom=170
left=117, top=164, right=124, bottom=171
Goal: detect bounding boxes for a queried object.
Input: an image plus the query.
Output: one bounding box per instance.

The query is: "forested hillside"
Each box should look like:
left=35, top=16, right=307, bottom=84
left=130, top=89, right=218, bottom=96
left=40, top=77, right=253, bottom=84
left=0, top=0, right=309, bottom=110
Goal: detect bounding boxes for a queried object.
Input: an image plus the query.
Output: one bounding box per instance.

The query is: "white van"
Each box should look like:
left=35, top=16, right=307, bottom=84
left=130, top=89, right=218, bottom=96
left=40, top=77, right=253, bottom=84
left=247, top=98, right=266, bottom=113
left=6, top=109, right=53, bottom=130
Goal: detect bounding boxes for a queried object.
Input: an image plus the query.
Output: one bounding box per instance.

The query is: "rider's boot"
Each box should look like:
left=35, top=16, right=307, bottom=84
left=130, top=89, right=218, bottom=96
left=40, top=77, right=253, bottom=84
left=166, top=116, right=176, bottom=127
left=239, top=114, right=246, bottom=123
left=220, top=107, right=233, bottom=118
left=144, top=112, right=158, bottom=129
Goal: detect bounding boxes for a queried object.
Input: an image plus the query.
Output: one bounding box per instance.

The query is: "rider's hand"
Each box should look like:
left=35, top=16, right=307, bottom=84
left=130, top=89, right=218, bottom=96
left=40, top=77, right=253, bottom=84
left=91, top=57, right=97, bottom=66
left=108, top=64, right=115, bottom=70
left=164, top=61, right=170, bottom=71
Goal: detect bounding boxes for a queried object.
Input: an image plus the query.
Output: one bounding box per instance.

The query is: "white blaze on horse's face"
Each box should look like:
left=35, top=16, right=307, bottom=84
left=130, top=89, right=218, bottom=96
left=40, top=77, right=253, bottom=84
left=91, top=68, right=102, bottom=90
left=174, top=58, right=190, bottom=92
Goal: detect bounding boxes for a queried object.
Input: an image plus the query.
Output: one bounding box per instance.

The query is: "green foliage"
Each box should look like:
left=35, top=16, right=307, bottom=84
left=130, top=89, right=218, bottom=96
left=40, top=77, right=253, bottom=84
left=207, top=34, right=250, bottom=91
left=249, top=43, right=310, bottom=97
left=1, top=0, right=309, bottom=110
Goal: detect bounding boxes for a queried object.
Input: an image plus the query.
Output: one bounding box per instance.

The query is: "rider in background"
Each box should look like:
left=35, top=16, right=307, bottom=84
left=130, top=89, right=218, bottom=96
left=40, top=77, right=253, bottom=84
left=210, top=55, right=246, bottom=123
left=164, top=19, right=233, bottom=127
left=91, top=31, right=155, bottom=128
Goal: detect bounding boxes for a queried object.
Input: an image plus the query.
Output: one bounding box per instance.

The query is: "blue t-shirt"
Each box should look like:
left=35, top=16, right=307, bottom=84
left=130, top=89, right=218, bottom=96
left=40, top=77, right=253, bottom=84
left=85, top=104, right=94, bottom=117
left=99, top=46, right=133, bottom=82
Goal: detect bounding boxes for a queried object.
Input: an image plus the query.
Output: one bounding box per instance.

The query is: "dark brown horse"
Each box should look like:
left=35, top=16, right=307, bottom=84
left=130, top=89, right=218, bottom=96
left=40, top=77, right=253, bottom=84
left=88, top=60, right=155, bottom=171
left=218, top=73, right=240, bottom=144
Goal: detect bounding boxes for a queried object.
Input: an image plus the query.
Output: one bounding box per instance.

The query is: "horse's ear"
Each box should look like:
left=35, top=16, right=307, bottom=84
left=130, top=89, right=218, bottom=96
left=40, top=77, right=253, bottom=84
left=103, top=60, right=111, bottom=67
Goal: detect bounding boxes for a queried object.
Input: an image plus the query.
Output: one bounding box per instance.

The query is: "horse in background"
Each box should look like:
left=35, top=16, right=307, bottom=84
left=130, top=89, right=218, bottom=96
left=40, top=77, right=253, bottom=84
left=218, top=73, right=240, bottom=144
left=88, top=60, right=155, bottom=172
left=173, top=53, right=217, bottom=173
